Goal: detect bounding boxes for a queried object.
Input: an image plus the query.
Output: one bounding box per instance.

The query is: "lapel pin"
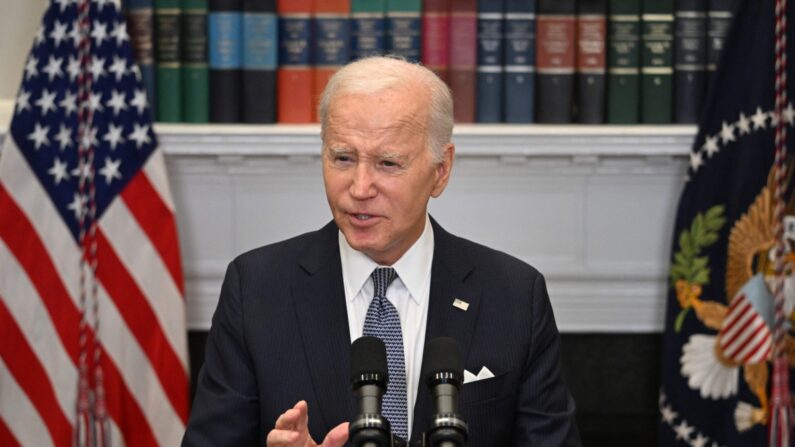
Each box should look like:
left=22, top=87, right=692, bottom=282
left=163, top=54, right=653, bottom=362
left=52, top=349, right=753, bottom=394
left=453, top=298, right=469, bottom=311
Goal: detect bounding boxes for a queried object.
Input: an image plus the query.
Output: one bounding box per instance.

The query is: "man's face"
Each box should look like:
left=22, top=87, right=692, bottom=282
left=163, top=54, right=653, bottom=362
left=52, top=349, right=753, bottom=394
left=322, top=85, right=453, bottom=265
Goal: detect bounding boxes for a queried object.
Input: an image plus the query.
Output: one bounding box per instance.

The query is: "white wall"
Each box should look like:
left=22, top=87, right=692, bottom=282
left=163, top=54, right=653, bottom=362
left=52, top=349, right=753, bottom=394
left=0, top=0, right=48, bottom=99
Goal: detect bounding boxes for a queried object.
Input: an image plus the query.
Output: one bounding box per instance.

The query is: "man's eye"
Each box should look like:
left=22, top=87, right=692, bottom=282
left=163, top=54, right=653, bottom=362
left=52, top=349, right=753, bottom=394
left=335, top=155, right=353, bottom=163
left=381, top=160, right=400, bottom=168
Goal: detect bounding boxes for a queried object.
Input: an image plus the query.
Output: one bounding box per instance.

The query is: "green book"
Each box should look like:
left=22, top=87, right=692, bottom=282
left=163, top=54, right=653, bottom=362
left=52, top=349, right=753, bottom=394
left=641, top=0, right=674, bottom=123
left=155, top=0, right=182, bottom=122
left=607, top=0, right=641, bottom=124
left=181, top=0, right=209, bottom=122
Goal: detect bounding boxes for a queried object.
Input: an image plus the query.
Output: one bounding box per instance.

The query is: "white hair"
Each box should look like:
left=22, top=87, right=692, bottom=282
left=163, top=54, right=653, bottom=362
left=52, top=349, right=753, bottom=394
left=318, top=56, right=454, bottom=163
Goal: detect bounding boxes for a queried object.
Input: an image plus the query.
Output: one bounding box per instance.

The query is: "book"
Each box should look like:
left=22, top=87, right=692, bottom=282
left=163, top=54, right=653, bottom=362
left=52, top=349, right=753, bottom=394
left=127, top=0, right=157, bottom=120
left=576, top=0, right=607, bottom=123
left=641, top=0, right=674, bottom=123
left=707, top=0, right=735, bottom=86
left=606, top=0, right=641, bottom=123
left=155, top=0, right=182, bottom=122
left=313, top=0, right=351, bottom=122
left=449, top=0, right=477, bottom=123
left=536, top=0, right=576, bottom=123
left=277, top=0, right=313, bottom=123
left=386, top=0, right=422, bottom=62
left=242, top=0, right=277, bottom=123
left=209, top=0, right=243, bottom=122
left=674, top=0, right=707, bottom=123
left=503, top=0, right=535, bottom=123
left=182, top=0, right=209, bottom=123
left=476, top=0, right=505, bottom=123
left=351, top=0, right=387, bottom=60
left=422, top=0, right=451, bottom=83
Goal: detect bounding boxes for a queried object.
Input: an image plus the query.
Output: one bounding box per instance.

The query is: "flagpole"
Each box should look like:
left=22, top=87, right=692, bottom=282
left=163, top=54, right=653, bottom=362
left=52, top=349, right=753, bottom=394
left=770, top=0, right=792, bottom=445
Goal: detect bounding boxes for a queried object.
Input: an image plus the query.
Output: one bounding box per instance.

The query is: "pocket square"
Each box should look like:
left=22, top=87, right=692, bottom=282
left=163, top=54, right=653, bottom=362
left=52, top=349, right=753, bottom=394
left=463, top=366, right=495, bottom=384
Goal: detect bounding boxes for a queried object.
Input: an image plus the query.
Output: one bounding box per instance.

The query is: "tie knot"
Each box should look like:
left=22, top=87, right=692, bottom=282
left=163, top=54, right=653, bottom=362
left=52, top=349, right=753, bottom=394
left=371, top=267, right=397, bottom=298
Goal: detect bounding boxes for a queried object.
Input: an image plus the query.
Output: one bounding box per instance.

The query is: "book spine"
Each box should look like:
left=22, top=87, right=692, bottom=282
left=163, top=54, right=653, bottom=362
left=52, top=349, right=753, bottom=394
left=449, top=0, right=477, bottom=123
left=607, top=0, right=641, bottom=123
left=155, top=0, right=182, bottom=122
left=313, top=1, right=351, bottom=122
left=181, top=0, right=209, bottom=123
left=242, top=0, right=277, bottom=123
left=503, top=0, right=535, bottom=123
left=641, top=0, right=674, bottom=123
left=209, top=0, right=243, bottom=122
left=422, top=0, right=451, bottom=84
left=476, top=0, right=505, bottom=123
left=576, top=0, right=607, bottom=123
left=351, top=0, right=387, bottom=59
left=277, top=0, right=313, bottom=123
left=536, top=0, right=576, bottom=123
left=707, top=0, right=734, bottom=86
left=674, top=0, right=707, bottom=123
left=386, top=0, right=422, bottom=62
left=127, top=0, right=157, bottom=120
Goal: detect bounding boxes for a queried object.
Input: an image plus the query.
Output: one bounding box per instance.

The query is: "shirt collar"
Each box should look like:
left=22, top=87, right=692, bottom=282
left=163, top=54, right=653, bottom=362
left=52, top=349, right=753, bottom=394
left=338, top=214, right=434, bottom=304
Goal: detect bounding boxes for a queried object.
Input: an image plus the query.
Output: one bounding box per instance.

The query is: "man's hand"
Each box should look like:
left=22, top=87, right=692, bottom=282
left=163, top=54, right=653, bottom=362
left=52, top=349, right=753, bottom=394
left=266, top=400, right=349, bottom=447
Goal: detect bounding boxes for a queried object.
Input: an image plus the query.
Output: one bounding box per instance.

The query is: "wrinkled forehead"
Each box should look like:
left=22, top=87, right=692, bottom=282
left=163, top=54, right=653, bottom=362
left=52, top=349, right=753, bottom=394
left=325, top=87, right=431, bottom=137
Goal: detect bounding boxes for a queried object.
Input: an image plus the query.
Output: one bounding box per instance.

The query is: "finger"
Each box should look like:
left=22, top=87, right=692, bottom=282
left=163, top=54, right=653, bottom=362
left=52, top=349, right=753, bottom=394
left=274, top=408, right=301, bottom=430
left=321, top=422, right=349, bottom=447
left=266, top=428, right=300, bottom=446
left=293, top=400, right=310, bottom=433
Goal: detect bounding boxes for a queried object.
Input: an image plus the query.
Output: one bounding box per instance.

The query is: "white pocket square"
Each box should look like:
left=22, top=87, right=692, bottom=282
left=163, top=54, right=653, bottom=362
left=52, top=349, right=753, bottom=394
left=463, top=366, right=495, bottom=384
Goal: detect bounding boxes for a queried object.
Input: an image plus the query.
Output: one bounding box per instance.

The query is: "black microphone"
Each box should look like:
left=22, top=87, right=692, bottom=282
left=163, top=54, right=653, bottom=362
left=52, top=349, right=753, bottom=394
left=349, top=336, right=391, bottom=447
left=421, top=337, right=468, bottom=447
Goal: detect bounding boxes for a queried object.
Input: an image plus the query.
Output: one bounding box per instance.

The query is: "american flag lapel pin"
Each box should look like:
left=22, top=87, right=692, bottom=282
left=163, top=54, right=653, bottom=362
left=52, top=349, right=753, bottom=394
left=453, top=298, right=469, bottom=311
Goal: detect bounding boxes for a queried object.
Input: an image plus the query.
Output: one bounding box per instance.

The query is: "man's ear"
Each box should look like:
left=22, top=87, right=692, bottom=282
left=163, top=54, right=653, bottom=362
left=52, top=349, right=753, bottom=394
left=431, top=143, right=455, bottom=198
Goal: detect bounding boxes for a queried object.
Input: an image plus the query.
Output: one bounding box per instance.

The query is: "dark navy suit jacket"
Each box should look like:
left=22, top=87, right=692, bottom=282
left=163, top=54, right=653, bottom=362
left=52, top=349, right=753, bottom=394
left=182, top=219, right=581, bottom=446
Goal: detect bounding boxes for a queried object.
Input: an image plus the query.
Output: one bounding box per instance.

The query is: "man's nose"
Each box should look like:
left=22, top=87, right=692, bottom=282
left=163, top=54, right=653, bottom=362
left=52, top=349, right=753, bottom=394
left=349, top=163, right=377, bottom=199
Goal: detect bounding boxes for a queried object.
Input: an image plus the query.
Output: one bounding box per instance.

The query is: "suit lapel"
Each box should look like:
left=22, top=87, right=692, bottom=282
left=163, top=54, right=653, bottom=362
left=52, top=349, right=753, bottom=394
left=411, top=219, right=481, bottom=441
left=292, top=222, right=355, bottom=433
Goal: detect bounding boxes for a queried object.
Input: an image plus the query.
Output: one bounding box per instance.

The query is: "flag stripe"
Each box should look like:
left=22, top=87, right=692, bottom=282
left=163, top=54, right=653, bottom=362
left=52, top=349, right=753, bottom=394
left=0, top=297, right=72, bottom=447
left=142, top=149, right=175, bottom=212
left=97, top=283, right=186, bottom=446
left=0, top=415, right=21, bottom=447
left=720, top=305, right=757, bottom=349
left=121, top=171, right=185, bottom=296
left=0, top=182, right=80, bottom=362
left=740, top=330, right=772, bottom=364
left=101, top=352, right=160, bottom=447
left=96, top=230, right=189, bottom=423
left=721, top=298, right=753, bottom=338
left=101, top=191, right=188, bottom=366
left=0, top=240, right=76, bottom=425
left=728, top=319, right=767, bottom=359
left=0, top=359, right=54, bottom=447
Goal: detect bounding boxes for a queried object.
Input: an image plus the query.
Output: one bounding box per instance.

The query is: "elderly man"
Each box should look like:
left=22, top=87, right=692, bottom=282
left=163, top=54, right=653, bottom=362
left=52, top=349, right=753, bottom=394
left=182, top=56, right=580, bottom=447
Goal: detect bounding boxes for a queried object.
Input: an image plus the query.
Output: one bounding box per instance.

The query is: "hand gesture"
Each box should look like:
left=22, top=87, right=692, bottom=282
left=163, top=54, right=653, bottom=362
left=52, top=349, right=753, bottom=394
left=266, top=400, right=349, bottom=447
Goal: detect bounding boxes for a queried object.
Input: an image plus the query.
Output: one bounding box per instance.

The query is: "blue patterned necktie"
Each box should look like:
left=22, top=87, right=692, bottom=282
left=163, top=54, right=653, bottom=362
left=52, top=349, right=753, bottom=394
left=362, top=267, right=408, bottom=440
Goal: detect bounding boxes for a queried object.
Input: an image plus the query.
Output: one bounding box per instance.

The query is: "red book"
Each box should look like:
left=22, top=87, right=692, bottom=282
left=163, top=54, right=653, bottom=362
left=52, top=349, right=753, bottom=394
left=313, top=0, right=351, bottom=122
left=422, top=0, right=450, bottom=83
left=277, top=0, right=313, bottom=123
left=448, top=0, right=477, bottom=122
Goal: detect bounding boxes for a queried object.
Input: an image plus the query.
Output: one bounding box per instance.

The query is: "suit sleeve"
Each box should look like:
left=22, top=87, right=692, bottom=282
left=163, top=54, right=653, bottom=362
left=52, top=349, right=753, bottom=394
left=512, top=273, right=582, bottom=447
left=182, top=260, right=261, bottom=446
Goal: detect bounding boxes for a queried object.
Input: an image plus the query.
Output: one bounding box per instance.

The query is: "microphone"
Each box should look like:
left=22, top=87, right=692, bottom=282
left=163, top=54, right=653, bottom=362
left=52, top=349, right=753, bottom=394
left=349, top=336, right=391, bottom=447
left=421, top=337, right=468, bottom=447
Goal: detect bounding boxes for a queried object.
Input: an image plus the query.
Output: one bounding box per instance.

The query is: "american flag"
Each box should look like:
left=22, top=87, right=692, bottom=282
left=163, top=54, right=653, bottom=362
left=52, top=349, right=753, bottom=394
left=0, top=0, right=188, bottom=446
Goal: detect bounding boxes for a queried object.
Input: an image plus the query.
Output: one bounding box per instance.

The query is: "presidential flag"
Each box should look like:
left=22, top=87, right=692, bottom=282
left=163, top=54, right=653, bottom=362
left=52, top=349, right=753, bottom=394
left=659, top=0, right=795, bottom=445
left=0, top=0, right=188, bottom=446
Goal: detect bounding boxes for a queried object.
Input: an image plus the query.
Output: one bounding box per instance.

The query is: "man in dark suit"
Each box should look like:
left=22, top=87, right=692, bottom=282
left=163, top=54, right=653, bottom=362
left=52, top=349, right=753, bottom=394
left=182, top=56, right=580, bottom=447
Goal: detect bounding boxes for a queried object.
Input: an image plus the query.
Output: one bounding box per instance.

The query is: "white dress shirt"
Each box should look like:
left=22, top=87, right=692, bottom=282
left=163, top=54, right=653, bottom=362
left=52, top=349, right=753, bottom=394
left=338, top=214, right=434, bottom=437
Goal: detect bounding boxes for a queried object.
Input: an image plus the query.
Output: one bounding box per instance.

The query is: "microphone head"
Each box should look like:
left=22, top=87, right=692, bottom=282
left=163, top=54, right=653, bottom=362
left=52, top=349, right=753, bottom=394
left=350, top=336, right=388, bottom=389
left=422, top=337, right=464, bottom=388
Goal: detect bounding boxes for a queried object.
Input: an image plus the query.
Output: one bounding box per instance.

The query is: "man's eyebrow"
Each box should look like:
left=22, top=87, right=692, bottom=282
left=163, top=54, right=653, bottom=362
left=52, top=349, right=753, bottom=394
left=325, top=145, right=353, bottom=155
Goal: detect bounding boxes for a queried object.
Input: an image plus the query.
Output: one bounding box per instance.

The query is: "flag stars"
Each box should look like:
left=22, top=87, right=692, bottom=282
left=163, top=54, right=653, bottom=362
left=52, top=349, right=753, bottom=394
left=702, top=135, right=719, bottom=158
left=35, top=89, right=58, bottom=115
left=15, top=89, right=31, bottom=114
left=71, top=160, right=93, bottom=182
left=99, top=157, right=122, bottom=184
left=89, top=56, right=106, bottom=80
left=91, top=20, right=108, bottom=46
left=80, top=126, right=99, bottom=148
left=128, top=123, right=151, bottom=149
left=660, top=404, right=678, bottom=424
left=736, top=112, right=751, bottom=135
left=752, top=107, right=768, bottom=129
left=784, top=102, right=795, bottom=125
left=49, top=20, right=68, bottom=47
left=24, top=56, right=39, bottom=80
left=107, top=89, right=128, bottom=115
left=130, top=89, right=148, bottom=115
left=690, top=433, right=709, bottom=447
left=690, top=151, right=703, bottom=172
left=67, top=192, right=87, bottom=220
left=54, top=124, right=73, bottom=151
left=719, top=121, right=735, bottom=144
left=66, top=56, right=80, bottom=82
left=110, top=22, right=128, bottom=47
left=48, top=158, right=71, bottom=185
left=769, top=110, right=780, bottom=127
left=673, top=420, right=694, bottom=441
left=95, top=0, right=115, bottom=12
left=103, top=123, right=125, bottom=150
left=27, top=122, right=50, bottom=150
left=42, top=56, right=64, bottom=82
left=54, top=0, right=70, bottom=12
left=68, top=21, right=80, bottom=48
left=88, top=91, right=104, bottom=113
left=108, top=56, right=127, bottom=81
left=34, top=26, right=45, bottom=45
left=60, top=91, right=77, bottom=116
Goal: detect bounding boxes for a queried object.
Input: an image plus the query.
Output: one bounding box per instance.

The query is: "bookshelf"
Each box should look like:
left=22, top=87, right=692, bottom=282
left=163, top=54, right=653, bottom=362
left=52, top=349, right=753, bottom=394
left=0, top=99, right=696, bottom=332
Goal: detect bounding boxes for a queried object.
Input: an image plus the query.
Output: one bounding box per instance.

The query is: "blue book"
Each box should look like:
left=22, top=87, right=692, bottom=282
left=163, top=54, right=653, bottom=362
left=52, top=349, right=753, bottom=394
left=476, top=0, right=505, bottom=122
left=352, top=0, right=387, bottom=59
left=209, top=0, right=243, bottom=122
left=504, top=0, right=535, bottom=123
left=242, top=0, right=277, bottom=123
left=386, top=0, right=421, bottom=62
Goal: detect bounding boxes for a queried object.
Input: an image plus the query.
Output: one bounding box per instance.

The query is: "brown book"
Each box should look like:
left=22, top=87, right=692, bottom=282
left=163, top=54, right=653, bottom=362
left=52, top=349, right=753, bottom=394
left=449, top=0, right=477, bottom=122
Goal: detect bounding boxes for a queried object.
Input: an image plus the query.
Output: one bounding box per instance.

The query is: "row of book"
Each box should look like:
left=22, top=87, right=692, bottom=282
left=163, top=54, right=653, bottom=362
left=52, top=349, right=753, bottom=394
left=126, top=0, right=737, bottom=124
